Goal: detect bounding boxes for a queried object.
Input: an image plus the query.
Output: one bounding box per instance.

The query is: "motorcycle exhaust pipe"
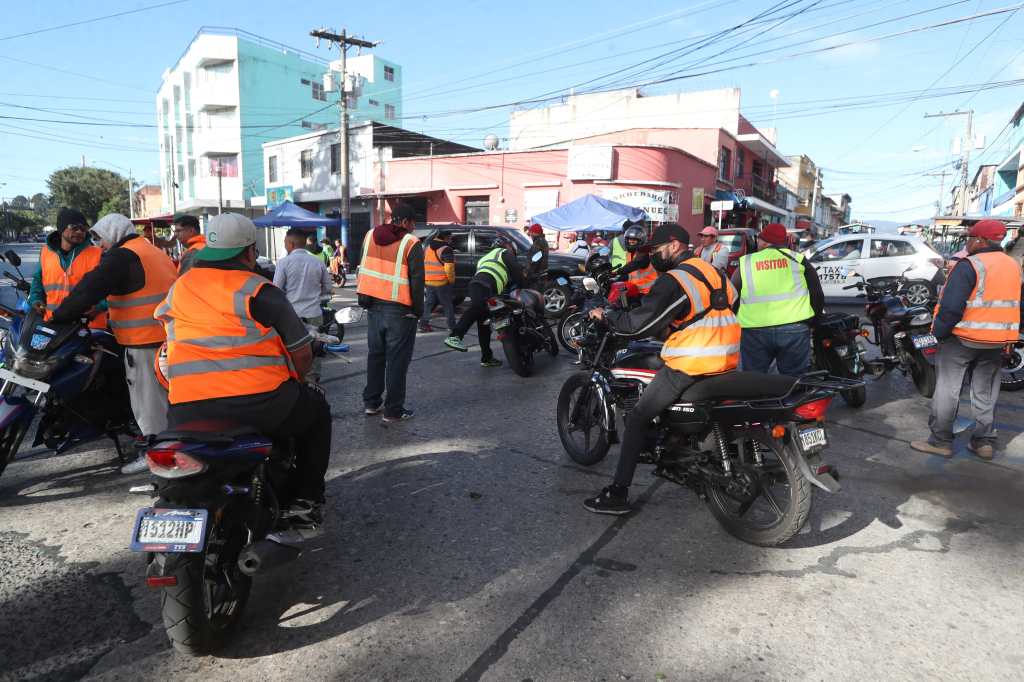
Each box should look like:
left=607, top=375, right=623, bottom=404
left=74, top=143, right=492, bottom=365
left=237, top=539, right=302, bottom=576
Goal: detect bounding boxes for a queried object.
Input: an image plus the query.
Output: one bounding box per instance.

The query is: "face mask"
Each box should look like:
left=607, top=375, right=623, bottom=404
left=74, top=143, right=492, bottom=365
left=650, top=250, right=674, bottom=272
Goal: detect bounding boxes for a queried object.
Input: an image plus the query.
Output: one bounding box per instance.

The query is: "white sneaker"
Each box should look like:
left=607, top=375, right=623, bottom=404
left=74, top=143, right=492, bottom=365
left=120, top=454, right=149, bottom=475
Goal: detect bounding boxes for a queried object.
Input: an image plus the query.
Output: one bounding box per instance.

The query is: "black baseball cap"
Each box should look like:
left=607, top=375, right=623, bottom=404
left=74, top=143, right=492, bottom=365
left=647, top=222, right=690, bottom=247
left=392, top=203, right=417, bottom=222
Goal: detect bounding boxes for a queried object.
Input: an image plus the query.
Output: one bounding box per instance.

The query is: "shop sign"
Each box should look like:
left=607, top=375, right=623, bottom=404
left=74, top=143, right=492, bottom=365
left=524, top=189, right=559, bottom=220
left=266, top=186, right=293, bottom=209
left=568, top=145, right=615, bottom=180
left=505, top=208, right=518, bottom=224
left=602, top=188, right=679, bottom=222
left=691, top=187, right=705, bottom=215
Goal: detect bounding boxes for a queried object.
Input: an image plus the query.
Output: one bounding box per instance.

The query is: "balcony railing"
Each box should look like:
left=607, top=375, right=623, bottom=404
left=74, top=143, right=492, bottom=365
left=735, top=174, right=781, bottom=205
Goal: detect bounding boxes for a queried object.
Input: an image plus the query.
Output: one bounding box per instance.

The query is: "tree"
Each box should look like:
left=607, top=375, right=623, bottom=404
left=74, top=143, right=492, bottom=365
left=46, top=166, right=130, bottom=223
left=30, top=193, right=49, bottom=217
left=10, top=195, right=29, bottom=210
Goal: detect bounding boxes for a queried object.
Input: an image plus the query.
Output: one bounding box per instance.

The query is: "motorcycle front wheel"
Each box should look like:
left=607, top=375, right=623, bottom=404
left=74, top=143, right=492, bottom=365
left=160, top=515, right=252, bottom=655
left=1001, top=339, right=1024, bottom=391
left=557, top=310, right=585, bottom=353
left=0, top=417, right=31, bottom=479
left=556, top=372, right=612, bottom=465
left=705, top=436, right=811, bottom=547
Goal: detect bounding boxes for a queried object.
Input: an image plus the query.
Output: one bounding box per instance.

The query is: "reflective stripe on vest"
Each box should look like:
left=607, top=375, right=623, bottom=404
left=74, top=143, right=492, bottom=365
left=356, top=233, right=419, bottom=305
left=107, top=237, right=177, bottom=346
left=39, top=245, right=108, bottom=329
left=659, top=258, right=741, bottom=376
left=627, top=264, right=658, bottom=294
left=952, top=252, right=1022, bottom=343
left=476, top=248, right=509, bottom=293
left=611, top=236, right=629, bottom=269
left=736, top=248, right=815, bottom=328
left=156, top=268, right=295, bottom=404
left=424, top=245, right=450, bottom=285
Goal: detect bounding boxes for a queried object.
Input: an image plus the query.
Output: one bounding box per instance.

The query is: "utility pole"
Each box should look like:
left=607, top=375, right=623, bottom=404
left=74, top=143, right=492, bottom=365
left=311, top=27, right=378, bottom=248
left=168, top=145, right=177, bottom=216
left=924, top=170, right=951, bottom=216
left=809, top=165, right=821, bottom=236
left=216, top=162, right=224, bottom=215
left=128, top=169, right=134, bottom=220
left=924, top=109, right=974, bottom=215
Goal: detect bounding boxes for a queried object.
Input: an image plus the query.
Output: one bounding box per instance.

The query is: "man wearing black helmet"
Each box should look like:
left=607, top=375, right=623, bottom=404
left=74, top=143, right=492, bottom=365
left=612, top=222, right=659, bottom=297
left=444, top=235, right=526, bottom=367
left=584, top=222, right=741, bottom=515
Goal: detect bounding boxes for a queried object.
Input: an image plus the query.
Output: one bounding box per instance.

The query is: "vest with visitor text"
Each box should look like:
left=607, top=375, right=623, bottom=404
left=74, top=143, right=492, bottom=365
left=737, top=248, right=814, bottom=329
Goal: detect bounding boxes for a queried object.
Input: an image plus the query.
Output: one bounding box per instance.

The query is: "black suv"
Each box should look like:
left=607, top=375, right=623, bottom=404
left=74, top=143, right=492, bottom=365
left=413, top=224, right=585, bottom=316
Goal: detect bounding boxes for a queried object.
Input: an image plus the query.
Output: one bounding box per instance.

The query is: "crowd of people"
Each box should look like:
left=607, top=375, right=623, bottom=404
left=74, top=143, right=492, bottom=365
left=24, top=203, right=1022, bottom=527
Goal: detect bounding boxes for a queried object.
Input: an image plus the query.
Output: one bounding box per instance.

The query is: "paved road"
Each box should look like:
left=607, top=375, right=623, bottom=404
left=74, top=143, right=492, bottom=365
left=0, top=286, right=1022, bottom=681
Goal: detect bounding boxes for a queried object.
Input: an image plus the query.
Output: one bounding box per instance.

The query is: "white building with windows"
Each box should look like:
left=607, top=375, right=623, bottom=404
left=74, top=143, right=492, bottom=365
left=155, top=27, right=403, bottom=219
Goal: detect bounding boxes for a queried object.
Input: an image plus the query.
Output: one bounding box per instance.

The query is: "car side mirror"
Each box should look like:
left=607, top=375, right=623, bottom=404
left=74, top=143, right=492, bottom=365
left=4, top=251, right=20, bottom=268
left=582, top=277, right=600, bottom=293
left=335, top=306, right=364, bottom=325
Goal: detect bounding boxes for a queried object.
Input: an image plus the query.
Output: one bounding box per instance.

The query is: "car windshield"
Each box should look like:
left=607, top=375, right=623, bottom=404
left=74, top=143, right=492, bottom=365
left=717, top=234, right=746, bottom=253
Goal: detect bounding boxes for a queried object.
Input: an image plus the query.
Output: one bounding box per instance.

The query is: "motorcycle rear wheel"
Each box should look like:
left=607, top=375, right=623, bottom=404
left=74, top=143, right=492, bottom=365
left=160, top=517, right=252, bottom=655
left=556, top=372, right=612, bottom=465
left=705, top=437, right=811, bottom=547
left=1001, top=340, right=1024, bottom=391
left=501, top=336, right=532, bottom=377
left=910, top=353, right=936, bottom=398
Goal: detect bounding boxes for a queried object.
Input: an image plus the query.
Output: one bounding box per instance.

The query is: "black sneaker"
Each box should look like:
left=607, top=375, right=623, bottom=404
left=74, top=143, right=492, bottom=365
left=480, top=357, right=502, bottom=368
left=583, top=486, right=632, bottom=515
left=280, top=498, right=324, bottom=531
left=382, top=409, right=415, bottom=423
left=365, top=402, right=384, bottom=415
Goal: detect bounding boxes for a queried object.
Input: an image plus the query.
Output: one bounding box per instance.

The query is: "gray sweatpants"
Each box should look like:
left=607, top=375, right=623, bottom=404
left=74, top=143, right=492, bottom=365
left=929, top=337, right=1003, bottom=446
left=125, top=346, right=169, bottom=437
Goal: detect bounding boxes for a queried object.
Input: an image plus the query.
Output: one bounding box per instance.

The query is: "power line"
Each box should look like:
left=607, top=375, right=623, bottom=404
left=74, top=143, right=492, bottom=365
left=0, top=54, right=150, bottom=92
left=0, top=0, right=190, bottom=41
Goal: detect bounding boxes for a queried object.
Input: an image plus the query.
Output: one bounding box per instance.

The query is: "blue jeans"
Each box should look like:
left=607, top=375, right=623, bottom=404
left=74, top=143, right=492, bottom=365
left=363, top=306, right=418, bottom=417
left=740, top=322, right=811, bottom=377
left=421, top=284, right=456, bottom=330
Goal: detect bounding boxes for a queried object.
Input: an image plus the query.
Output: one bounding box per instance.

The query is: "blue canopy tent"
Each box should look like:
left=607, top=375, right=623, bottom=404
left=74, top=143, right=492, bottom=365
left=253, top=200, right=341, bottom=229
left=529, top=194, right=647, bottom=232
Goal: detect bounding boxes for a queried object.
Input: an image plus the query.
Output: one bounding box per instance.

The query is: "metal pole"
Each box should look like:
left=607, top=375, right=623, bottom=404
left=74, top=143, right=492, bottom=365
left=960, top=110, right=973, bottom=214
left=217, top=164, right=223, bottom=215
left=128, top=170, right=134, bottom=219
left=810, top=166, right=820, bottom=236
left=339, top=29, right=350, bottom=249
left=169, top=146, right=177, bottom=216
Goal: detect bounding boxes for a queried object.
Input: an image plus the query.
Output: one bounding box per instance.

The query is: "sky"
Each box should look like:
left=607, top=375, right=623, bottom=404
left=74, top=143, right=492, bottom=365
left=2, top=0, right=1024, bottom=222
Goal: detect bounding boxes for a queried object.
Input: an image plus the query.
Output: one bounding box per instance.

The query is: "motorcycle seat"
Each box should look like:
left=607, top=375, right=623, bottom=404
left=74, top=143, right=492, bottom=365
left=679, top=371, right=797, bottom=402
left=157, top=420, right=262, bottom=444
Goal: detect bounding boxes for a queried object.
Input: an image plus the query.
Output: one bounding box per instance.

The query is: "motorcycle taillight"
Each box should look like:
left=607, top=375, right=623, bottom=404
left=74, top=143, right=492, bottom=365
left=146, top=445, right=207, bottom=479
left=793, top=397, right=832, bottom=422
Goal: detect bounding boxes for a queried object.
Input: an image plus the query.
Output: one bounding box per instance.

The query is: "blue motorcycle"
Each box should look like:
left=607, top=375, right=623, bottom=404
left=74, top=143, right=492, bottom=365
left=0, top=250, right=136, bottom=481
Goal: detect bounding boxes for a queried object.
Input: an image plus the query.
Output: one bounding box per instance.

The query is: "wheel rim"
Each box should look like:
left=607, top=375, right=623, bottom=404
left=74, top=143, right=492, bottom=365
left=544, top=288, right=566, bottom=313
left=707, top=440, right=793, bottom=530
left=562, top=313, right=585, bottom=351
left=904, top=283, right=930, bottom=306
left=1002, top=344, right=1024, bottom=384
left=564, top=383, right=607, bottom=455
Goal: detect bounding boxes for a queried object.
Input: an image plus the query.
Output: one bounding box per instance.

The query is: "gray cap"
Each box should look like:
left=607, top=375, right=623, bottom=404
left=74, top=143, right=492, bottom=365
left=197, top=213, right=257, bottom=261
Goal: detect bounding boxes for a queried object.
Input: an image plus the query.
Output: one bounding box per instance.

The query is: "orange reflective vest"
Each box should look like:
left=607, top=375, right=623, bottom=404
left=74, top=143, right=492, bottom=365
left=178, top=234, right=206, bottom=273
left=40, top=245, right=108, bottom=329
left=155, top=268, right=296, bottom=404
left=424, top=244, right=453, bottom=286
left=356, top=232, right=420, bottom=306
left=628, top=263, right=659, bottom=295
left=950, top=251, right=1022, bottom=344
left=660, top=258, right=741, bottom=376
left=107, top=237, right=177, bottom=346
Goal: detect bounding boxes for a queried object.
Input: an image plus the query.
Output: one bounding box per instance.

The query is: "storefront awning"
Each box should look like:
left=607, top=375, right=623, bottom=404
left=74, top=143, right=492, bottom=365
left=742, top=195, right=787, bottom=217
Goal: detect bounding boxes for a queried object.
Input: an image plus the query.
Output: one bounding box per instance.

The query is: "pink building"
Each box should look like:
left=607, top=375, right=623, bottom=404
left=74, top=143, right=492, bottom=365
left=376, top=144, right=717, bottom=246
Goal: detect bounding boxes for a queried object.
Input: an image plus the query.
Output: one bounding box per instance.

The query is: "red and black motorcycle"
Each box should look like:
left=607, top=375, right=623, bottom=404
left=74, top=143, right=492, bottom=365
left=555, top=317, right=859, bottom=546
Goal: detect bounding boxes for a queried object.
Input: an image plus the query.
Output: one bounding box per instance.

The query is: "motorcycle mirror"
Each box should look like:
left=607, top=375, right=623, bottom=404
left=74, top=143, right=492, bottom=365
left=531, top=250, right=544, bottom=263
left=335, top=306, right=364, bottom=325
left=582, top=277, right=600, bottom=293
left=596, top=246, right=611, bottom=258
left=4, top=251, right=20, bottom=268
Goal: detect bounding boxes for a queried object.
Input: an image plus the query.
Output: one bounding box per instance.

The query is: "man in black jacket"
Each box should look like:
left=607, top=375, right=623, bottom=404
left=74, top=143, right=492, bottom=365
left=444, top=236, right=525, bottom=367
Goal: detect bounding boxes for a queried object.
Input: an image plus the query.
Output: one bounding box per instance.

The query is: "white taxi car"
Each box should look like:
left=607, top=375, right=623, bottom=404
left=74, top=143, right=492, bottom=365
left=806, top=233, right=945, bottom=305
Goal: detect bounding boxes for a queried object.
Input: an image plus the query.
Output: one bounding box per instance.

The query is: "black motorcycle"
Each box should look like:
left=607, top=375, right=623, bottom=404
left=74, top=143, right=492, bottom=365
left=1000, top=333, right=1024, bottom=391
left=812, top=312, right=868, bottom=407
left=490, top=252, right=558, bottom=377
left=130, top=306, right=356, bottom=655
left=843, top=268, right=937, bottom=398
left=555, top=318, right=859, bottom=546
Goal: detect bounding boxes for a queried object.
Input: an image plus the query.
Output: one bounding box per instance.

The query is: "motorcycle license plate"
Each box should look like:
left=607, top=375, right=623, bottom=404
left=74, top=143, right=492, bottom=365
left=494, top=317, right=511, bottom=330
left=798, top=427, right=827, bottom=451
left=130, top=508, right=208, bottom=553
left=912, top=334, right=937, bottom=349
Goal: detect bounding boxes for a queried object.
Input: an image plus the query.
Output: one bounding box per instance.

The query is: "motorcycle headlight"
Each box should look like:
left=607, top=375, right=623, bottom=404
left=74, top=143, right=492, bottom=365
left=911, top=313, right=933, bottom=326
left=13, top=352, right=58, bottom=380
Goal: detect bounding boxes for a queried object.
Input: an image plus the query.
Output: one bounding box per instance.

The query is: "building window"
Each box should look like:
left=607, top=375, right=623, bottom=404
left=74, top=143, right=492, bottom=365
left=312, top=81, right=326, bottom=101
left=207, top=155, right=238, bottom=178
left=464, top=197, right=490, bottom=225
left=718, top=147, right=732, bottom=182
left=385, top=104, right=396, bottom=120
left=330, top=143, right=340, bottom=174
left=301, top=78, right=310, bottom=85
left=752, top=159, right=765, bottom=179
left=384, top=65, right=395, bottom=82
left=268, top=156, right=278, bottom=184
left=368, top=99, right=380, bottom=106
left=300, top=149, right=313, bottom=179
left=736, top=148, right=745, bottom=179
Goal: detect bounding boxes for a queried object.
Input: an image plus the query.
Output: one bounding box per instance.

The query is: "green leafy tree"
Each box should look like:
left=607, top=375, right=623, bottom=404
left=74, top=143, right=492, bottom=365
left=46, top=166, right=130, bottom=224
left=10, top=195, right=29, bottom=210
left=30, top=193, right=49, bottom=216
